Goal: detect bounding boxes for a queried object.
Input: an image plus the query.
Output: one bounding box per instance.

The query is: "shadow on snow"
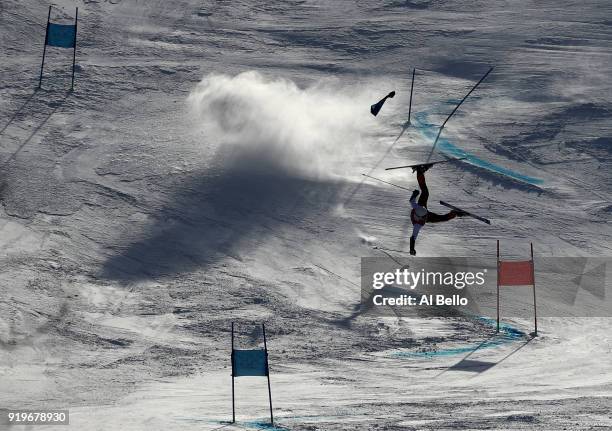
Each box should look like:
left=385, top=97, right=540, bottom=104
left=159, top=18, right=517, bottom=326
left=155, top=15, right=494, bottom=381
left=100, top=152, right=341, bottom=282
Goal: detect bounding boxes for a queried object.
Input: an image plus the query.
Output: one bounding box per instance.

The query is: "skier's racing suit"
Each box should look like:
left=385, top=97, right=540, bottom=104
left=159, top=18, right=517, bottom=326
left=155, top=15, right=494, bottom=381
left=410, top=170, right=458, bottom=255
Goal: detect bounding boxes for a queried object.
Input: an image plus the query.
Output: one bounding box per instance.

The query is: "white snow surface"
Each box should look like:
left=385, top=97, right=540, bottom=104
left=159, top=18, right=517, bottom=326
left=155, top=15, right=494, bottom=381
left=1, top=0, right=611, bottom=429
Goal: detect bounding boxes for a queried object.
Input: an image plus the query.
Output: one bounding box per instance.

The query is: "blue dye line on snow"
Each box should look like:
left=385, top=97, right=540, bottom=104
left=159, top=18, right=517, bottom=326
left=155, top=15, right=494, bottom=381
left=205, top=414, right=368, bottom=429
left=412, top=110, right=544, bottom=186
left=202, top=419, right=290, bottom=431
left=241, top=420, right=291, bottom=431
left=392, top=316, right=527, bottom=358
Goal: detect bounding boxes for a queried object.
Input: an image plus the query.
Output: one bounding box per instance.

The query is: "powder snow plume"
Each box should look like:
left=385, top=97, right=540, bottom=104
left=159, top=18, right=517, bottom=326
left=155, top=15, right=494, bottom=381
left=187, top=71, right=385, bottom=179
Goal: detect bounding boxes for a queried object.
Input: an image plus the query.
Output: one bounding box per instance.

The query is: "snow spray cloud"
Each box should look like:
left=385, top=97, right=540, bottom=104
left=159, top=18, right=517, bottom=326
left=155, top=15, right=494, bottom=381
left=187, top=71, right=384, bottom=179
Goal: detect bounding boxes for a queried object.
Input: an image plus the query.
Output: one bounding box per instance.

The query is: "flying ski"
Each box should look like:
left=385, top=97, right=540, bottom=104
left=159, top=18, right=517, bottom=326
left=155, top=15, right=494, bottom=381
left=439, top=200, right=491, bottom=225
left=385, top=157, right=467, bottom=171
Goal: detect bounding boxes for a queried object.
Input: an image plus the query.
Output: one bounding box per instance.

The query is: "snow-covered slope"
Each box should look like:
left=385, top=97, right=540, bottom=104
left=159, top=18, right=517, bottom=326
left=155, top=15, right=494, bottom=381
left=1, top=1, right=611, bottom=429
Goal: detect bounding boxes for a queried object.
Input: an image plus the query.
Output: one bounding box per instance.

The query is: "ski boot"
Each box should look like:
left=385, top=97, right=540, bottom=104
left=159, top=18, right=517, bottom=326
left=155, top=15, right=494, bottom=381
left=412, top=163, right=433, bottom=174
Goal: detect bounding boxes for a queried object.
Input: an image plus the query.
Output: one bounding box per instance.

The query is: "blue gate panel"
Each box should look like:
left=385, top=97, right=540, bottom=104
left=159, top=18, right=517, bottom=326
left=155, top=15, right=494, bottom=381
left=233, top=349, right=267, bottom=377
left=47, top=23, right=76, bottom=48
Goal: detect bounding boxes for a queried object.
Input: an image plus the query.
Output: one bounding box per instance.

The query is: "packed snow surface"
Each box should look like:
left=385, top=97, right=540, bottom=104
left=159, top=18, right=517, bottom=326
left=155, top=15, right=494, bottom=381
left=1, top=0, right=611, bottom=429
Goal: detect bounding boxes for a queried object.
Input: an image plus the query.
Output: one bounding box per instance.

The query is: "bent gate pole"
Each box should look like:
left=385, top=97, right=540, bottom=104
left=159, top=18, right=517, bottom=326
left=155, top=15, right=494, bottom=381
left=426, top=66, right=494, bottom=162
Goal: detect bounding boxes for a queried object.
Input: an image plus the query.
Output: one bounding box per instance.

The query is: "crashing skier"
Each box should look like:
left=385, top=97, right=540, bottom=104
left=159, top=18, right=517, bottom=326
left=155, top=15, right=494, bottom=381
left=409, top=165, right=464, bottom=255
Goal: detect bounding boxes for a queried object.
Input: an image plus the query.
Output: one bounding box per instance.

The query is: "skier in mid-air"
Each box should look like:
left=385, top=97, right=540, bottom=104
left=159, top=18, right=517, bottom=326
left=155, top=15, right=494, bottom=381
left=409, top=165, right=464, bottom=255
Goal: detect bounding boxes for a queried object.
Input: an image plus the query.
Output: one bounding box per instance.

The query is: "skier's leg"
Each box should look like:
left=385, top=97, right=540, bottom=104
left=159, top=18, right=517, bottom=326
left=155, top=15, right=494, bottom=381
left=426, top=211, right=456, bottom=223
left=417, top=171, right=429, bottom=207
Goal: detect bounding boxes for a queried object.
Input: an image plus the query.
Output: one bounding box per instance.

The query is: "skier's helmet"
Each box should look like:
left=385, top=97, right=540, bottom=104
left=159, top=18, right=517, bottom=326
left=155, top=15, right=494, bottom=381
left=415, top=206, right=428, bottom=218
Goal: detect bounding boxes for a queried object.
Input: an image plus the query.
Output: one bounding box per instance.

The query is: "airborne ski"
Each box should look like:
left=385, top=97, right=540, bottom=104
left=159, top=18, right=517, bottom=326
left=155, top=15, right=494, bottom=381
left=385, top=157, right=467, bottom=171
left=439, top=200, right=491, bottom=225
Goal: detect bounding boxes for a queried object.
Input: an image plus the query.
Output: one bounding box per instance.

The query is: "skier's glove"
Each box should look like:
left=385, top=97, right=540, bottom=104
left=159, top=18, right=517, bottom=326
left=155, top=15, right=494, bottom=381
left=410, top=189, right=420, bottom=201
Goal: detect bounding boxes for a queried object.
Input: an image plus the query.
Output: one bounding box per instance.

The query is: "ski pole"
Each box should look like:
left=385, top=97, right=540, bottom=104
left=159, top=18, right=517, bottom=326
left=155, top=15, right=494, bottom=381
left=361, top=174, right=412, bottom=191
